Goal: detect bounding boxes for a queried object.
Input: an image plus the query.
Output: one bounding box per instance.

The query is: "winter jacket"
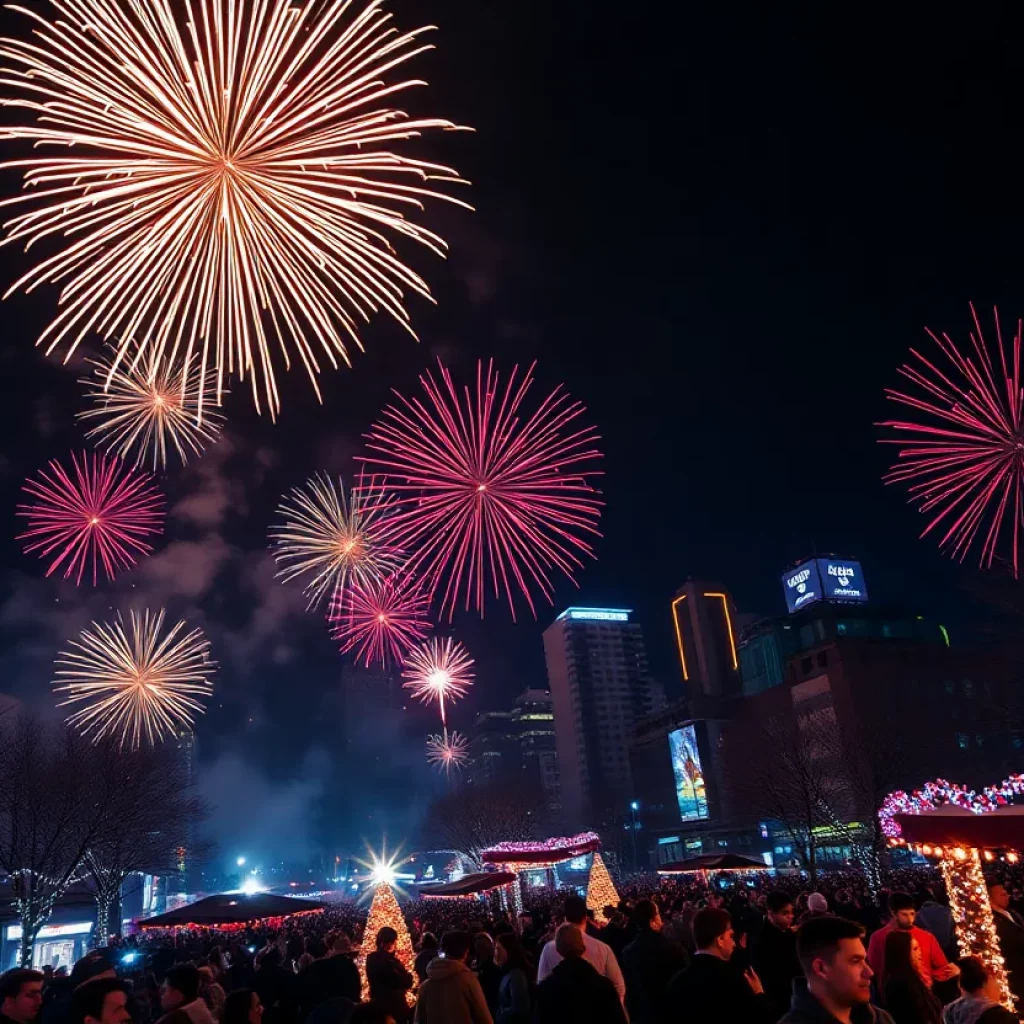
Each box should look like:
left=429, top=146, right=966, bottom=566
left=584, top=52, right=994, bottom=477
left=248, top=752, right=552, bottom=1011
left=414, top=957, right=493, bottom=1024
left=943, top=993, right=1018, bottom=1024
left=155, top=998, right=217, bottom=1024
left=532, top=957, right=626, bottom=1024
left=916, top=902, right=958, bottom=962
left=779, top=979, right=896, bottom=1024
left=496, top=966, right=530, bottom=1024
left=620, top=927, right=689, bottom=1024
left=665, top=952, right=774, bottom=1024
left=536, top=929, right=625, bottom=1004
left=751, top=920, right=803, bottom=1020
left=299, top=954, right=361, bottom=1014
left=365, top=950, right=413, bottom=1023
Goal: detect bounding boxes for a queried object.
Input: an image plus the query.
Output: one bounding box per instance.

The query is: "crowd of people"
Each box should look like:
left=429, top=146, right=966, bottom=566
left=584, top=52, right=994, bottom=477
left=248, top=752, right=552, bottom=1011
left=2, top=866, right=1024, bottom=1024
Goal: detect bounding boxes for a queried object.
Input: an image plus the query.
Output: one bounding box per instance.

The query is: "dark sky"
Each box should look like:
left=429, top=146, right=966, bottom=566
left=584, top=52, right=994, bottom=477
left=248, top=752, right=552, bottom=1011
left=0, top=0, right=1022, bottom=866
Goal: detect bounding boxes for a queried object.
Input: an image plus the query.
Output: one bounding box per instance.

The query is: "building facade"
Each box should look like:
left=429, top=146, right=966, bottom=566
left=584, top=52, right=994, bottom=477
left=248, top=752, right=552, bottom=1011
left=513, top=688, right=561, bottom=811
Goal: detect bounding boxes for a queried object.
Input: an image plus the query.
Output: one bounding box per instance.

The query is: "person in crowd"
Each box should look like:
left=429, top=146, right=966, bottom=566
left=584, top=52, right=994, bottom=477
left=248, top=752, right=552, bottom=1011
left=532, top=924, right=626, bottom=1024
left=620, top=899, right=688, bottom=1024
left=44, top=957, right=117, bottom=1024
left=471, top=934, right=501, bottom=1017
left=987, top=883, right=1024, bottom=1008
left=364, top=929, right=413, bottom=1024
left=413, top=930, right=492, bottom=1024
left=663, top=904, right=696, bottom=954
left=71, top=981, right=133, bottom=1024
left=298, top=936, right=359, bottom=1015
left=916, top=891, right=957, bottom=963
left=157, top=966, right=215, bottom=1024
left=665, top=907, right=770, bottom=1023
left=348, top=1008, right=392, bottom=1024
left=536, top=896, right=625, bottom=1006
left=493, top=933, right=531, bottom=1024
left=197, top=969, right=225, bottom=1023
left=597, top=910, right=631, bottom=962
left=942, top=956, right=1016, bottom=1024
left=412, top=937, right=438, bottom=986
left=222, top=992, right=262, bottom=1024
left=780, top=915, right=894, bottom=1024
left=284, top=943, right=304, bottom=978
left=752, top=890, right=802, bottom=1020
left=1, top=970, right=45, bottom=1024
left=253, top=949, right=298, bottom=1024
left=800, top=893, right=830, bottom=922
left=867, top=893, right=959, bottom=990
left=881, top=931, right=943, bottom=1024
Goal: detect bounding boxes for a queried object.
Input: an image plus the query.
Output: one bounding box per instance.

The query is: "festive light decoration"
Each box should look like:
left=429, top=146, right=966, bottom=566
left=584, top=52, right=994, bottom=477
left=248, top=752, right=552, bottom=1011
left=330, top=573, right=430, bottom=669
left=879, top=775, right=1024, bottom=841
left=586, top=853, right=620, bottom=925
left=426, top=728, right=469, bottom=774
left=18, top=451, right=164, bottom=585
left=358, top=880, right=415, bottom=1004
left=0, top=0, right=469, bottom=417
left=78, top=340, right=224, bottom=470
left=271, top=475, right=399, bottom=610
left=361, top=359, right=603, bottom=619
left=402, top=637, right=474, bottom=725
left=53, top=609, right=216, bottom=750
left=482, top=832, right=601, bottom=870
left=880, top=304, right=1024, bottom=576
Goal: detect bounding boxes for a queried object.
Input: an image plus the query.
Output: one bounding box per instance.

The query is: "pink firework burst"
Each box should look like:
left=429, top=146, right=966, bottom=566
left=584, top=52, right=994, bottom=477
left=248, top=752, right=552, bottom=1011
left=361, top=360, right=603, bottom=619
left=426, top=729, right=469, bottom=774
left=880, top=303, right=1024, bottom=576
left=18, top=452, right=164, bottom=585
left=330, top=574, right=432, bottom=669
left=402, top=637, right=474, bottom=725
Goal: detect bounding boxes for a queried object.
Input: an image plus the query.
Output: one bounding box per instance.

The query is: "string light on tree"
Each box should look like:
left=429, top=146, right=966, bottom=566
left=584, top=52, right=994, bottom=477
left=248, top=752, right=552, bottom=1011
left=586, top=852, right=619, bottom=925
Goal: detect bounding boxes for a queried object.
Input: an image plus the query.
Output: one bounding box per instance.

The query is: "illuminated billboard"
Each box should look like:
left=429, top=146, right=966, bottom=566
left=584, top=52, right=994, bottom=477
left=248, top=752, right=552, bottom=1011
left=669, top=724, right=709, bottom=822
left=782, top=559, right=823, bottom=613
left=817, top=559, right=868, bottom=603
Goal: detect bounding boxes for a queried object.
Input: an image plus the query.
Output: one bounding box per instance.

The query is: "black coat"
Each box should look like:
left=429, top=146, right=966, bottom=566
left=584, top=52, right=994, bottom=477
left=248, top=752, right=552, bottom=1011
left=620, top=928, right=689, bottom=1024
left=365, top=950, right=413, bottom=1023
left=299, top=955, right=361, bottom=1016
left=665, top=953, right=772, bottom=1024
left=779, top=979, right=895, bottom=1024
left=882, top=976, right=942, bottom=1024
left=532, top=958, right=626, bottom=1024
left=993, top=909, right=1024, bottom=1004
left=750, top=922, right=802, bottom=1020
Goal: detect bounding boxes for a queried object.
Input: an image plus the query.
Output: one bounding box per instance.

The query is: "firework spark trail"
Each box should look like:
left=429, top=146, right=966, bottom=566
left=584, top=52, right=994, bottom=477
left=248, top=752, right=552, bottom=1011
left=402, top=636, right=473, bottom=727
left=330, top=572, right=431, bottom=668
left=880, top=303, right=1024, bottom=576
left=361, top=360, right=603, bottom=619
left=426, top=728, right=468, bottom=774
left=17, top=451, right=165, bottom=585
left=270, top=473, right=400, bottom=609
left=54, top=609, right=216, bottom=750
left=78, top=339, right=224, bottom=470
left=0, top=0, right=470, bottom=417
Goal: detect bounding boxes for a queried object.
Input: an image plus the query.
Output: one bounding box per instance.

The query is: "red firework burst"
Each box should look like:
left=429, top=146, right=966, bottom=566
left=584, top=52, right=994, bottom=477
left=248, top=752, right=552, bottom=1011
left=361, top=360, right=603, bottom=618
left=879, top=303, right=1024, bottom=575
left=330, top=574, right=431, bottom=669
left=18, top=452, right=165, bottom=585
left=402, top=637, right=474, bottom=726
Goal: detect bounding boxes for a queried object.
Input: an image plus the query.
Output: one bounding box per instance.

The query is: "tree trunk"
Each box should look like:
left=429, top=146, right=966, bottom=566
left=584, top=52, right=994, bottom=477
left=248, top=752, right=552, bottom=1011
left=807, top=837, right=818, bottom=886
left=94, top=892, right=114, bottom=949
left=18, top=917, right=40, bottom=968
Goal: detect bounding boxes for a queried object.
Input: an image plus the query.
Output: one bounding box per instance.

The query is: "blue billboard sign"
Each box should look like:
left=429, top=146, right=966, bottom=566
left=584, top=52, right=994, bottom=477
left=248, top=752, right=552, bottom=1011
left=817, top=558, right=868, bottom=603
left=781, top=559, right=823, bottom=613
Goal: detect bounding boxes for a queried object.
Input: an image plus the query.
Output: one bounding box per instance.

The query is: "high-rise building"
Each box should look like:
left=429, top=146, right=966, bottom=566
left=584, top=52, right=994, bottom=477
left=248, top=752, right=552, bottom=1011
left=670, top=580, right=741, bottom=703
left=513, top=689, right=561, bottom=811
left=543, top=606, right=655, bottom=829
left=466, top=710, right=518, bottom=786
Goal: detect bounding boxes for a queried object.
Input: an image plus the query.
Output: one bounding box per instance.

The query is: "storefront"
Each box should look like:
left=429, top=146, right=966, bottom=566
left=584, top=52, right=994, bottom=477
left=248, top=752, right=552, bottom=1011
left=1, top=917, right=94, bottom=971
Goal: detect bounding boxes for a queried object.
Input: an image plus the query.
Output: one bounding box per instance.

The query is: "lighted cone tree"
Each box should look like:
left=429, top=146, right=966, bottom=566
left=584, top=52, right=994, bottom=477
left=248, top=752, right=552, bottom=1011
left=359, top=882, right=416, bottom=1003
left=586, top=852, right=620, bottom=924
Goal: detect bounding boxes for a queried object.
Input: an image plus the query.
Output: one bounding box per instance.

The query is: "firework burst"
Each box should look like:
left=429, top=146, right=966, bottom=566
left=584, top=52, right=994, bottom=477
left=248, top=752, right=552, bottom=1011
left=0, top=0, right=470, bottom=416
left=402, top=636, right=473, bottom=725
left=426, top=728, right=468, bottom=774
left=361, top=360, right=604, bottom=619
left=18, top=452, right=165, bottom=585
left=330, top=573, right=431, bottom=669
left=880, top=304, right=1024, bottom=576
left=78, top=339, right=224, bottom=470
left=54, top=609, right=216, bottom=750
left=271, top=474, right=398, bottom=609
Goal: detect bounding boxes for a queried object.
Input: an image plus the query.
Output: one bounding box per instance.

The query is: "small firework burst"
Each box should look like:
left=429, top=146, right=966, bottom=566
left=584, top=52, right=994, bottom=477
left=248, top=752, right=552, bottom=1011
left=426, top=729, right=469, bottom=774
left=402, top=637, right=474, bottom=723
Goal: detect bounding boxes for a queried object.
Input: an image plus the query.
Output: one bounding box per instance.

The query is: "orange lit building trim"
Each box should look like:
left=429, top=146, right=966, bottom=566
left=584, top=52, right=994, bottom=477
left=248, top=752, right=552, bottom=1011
left=671, top=594, right=689, bottom=680
left=703, top=592, right=738, bottom=669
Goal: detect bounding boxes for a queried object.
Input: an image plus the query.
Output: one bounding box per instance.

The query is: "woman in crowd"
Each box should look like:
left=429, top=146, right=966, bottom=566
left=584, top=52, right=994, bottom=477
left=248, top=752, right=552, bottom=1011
left=223, top=990, right=263, bottom=1024
left=882, top=931, right=943, bottom=1024
left=493, top=933, right=531, bottom=1024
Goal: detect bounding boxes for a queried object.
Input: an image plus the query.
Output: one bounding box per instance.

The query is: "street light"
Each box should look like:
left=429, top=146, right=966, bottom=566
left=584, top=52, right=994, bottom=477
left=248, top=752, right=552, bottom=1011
left=236, top=856, right=246, bottom=867
left=629, top=801, right=640, bottom=872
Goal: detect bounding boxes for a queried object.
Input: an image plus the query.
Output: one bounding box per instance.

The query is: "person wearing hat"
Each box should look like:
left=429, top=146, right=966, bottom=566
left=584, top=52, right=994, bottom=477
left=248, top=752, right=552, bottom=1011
left=155, top=966, right=213, bottom=1024
left=43, top=958, right=116, bottom=1024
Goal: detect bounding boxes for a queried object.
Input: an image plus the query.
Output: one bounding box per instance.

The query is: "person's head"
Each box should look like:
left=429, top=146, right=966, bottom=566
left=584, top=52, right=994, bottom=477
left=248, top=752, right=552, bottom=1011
left=807, top=893, right=829, bottom=914
left=888, top=892, right=916, bottom=930
left=330, top=933, right=352, bottom=955
left=160, top=965, right=200, bottom=1012
left=989, top=883, right=1011, bottom=911
left=602, top=906, right=616, bottom=924
left=223, top=989, right=262, bottom=1024
left=305, top=937, right=327, bottom=960
left=419, top=932, right=438, bottom=953
left=375, top=927, right=398, bottom=954
left=494, top=932, right=528, bottom=972
left=71, top=980, right=131, bottom=1024
left=632, top=900, right=662, bottom=933
left=883, top=930, right=922, bottom=986
left=797, top=916, right=872, bottom=1008
left=692, top=908, right=734, bottom=960
left=0, top=970, right=44, bottom=1024
left=284, top=937, right=303, bottom=962
left=766, top=891, right=795, bottom=931
left=70, top=958, right=115, bottom=990
left=472, top=932, right=494, bottom=962
left=957, top=956, right=1002, bottom=1002
left=554, top=924, right=585, bottom=960
left=348, top=1005, right=395, bottom=1024
left=440, top=931, right=471, bottom=963
left=562, top=895, right=587, bottom=928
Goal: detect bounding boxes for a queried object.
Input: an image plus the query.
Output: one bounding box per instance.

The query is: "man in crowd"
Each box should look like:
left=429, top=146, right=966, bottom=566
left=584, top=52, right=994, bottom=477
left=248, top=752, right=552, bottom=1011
left=752, top=890, right=802, bottom=1019
left=71, top=980, right=132, bottom=1024
left=537, top=895, right=626, bottom=1005
left=365, top=928, right=413, bottom=1024
left=866, top=892, right=958, bottom=989
left=156, top=966, right=213, bottom=1024
left=780, top=915, right=894, bottom=1024
left=988, top=882, right=1024, bottom=1006
left=533, top=924, right=626, bottom=1024
left=0, top=970, right=44, bottom=1024
left=298, top=934, right=360, bottom=1015
left=620, top=899, right=689, bottom=1024
left=665, top=907, right=771, bottom=1023
left=915, top=888, right=957, bottom=962
left=414, top=931, right=492, bottom=1024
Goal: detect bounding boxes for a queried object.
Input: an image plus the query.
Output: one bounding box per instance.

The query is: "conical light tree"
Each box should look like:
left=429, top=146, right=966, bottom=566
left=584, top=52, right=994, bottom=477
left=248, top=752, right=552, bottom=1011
left=359, top=880, right=416, bottom=1002
left=586, top=852, right=620, bottom=924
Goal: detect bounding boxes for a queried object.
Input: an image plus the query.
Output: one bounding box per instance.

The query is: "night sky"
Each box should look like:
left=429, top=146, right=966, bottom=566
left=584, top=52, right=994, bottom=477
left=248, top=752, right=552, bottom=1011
left=0, top=1, right=1021, bottom=865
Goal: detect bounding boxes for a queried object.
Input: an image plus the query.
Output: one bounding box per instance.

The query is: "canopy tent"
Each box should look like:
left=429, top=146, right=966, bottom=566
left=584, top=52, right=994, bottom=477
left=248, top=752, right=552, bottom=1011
left=657, top=853, right=767, bottom=874
left=419, top=871, right=517, bottom=899
left=140, top=893, right=325, bottom=930
left=481, top=832, right=600, bottom=869
left=895, top=806, right=1024, bottom=852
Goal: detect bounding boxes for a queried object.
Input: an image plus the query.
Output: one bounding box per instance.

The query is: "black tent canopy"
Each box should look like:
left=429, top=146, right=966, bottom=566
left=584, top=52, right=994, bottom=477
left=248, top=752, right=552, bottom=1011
left=140, top=892, right=325, bottom=929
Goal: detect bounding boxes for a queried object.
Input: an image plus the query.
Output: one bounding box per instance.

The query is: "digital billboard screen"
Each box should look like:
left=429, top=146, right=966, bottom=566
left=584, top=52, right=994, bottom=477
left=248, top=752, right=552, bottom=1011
left=781, top=559, right=823, bottom=614
left=669, top=724, right=709, bottom=822
left=817, top=558, right=868, bottom=603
